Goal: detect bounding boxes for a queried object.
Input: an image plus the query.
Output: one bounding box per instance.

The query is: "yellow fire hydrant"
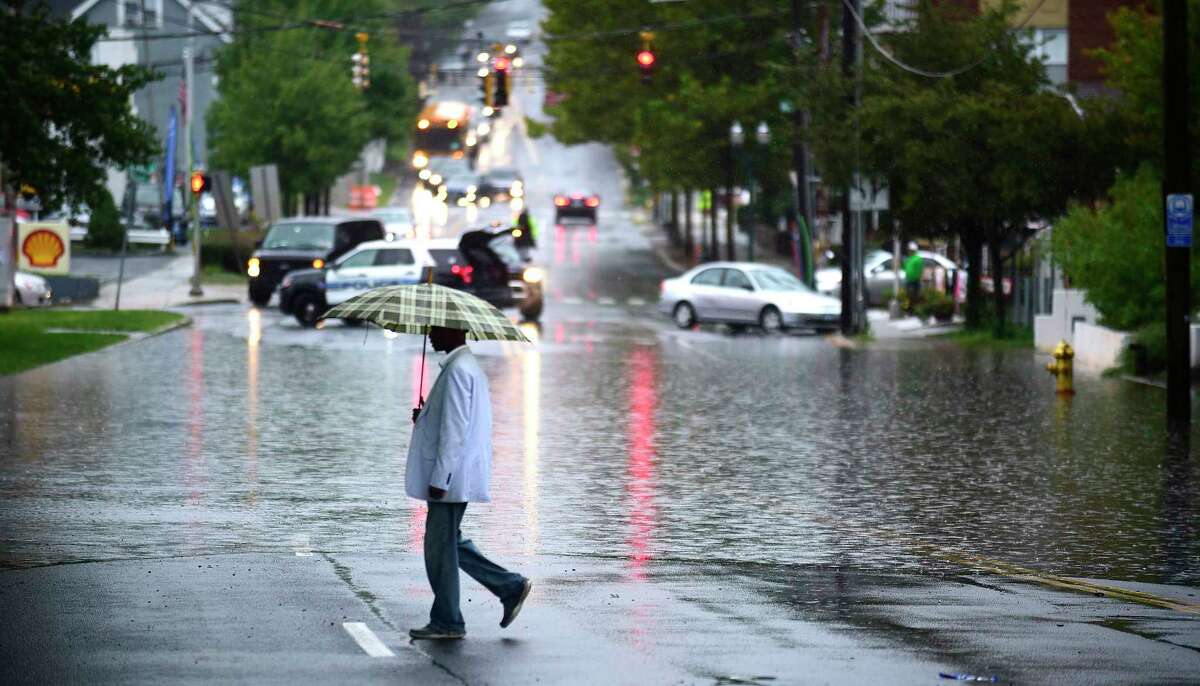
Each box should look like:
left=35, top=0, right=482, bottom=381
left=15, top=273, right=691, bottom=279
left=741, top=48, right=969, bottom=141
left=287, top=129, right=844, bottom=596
left=1045, top=340, right=1075, bottom=395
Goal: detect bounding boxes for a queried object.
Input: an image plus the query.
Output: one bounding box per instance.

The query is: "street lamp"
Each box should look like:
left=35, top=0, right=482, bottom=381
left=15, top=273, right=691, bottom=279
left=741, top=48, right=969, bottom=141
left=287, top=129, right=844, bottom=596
left=729, top=121, right=745, bottom=146
left=730, top=121, right=769, bottom=262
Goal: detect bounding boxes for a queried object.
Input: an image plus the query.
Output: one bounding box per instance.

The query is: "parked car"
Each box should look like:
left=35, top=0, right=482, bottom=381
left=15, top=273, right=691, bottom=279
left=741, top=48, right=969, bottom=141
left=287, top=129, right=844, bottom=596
left=553, top=191, right=599, bottom=224
left=247, top=216, right=385, bottom=306
left=478, top=168, right=524, bottom=202
left=371, top=207, right=415, bottom=240
left=660, top=263, right=841, bottom=333
left=14, top=271, right=52, bottom=307
left=815, top=249, right=961, bottom=306
left=279, top=239, right=433, bottom=327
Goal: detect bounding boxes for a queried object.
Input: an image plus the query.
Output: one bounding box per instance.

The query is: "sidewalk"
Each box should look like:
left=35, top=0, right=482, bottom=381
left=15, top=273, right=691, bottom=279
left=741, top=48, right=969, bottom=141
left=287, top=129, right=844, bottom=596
left=89, top=253, right=244, bottom=310
left=3, top=551, right=1197, bottom=684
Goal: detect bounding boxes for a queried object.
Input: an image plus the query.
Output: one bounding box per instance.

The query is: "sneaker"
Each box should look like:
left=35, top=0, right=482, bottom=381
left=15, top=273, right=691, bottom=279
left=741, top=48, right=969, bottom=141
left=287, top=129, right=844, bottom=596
left=500, top=579, right=533, bottom=628
left=409, top=625, right=465, bottom=640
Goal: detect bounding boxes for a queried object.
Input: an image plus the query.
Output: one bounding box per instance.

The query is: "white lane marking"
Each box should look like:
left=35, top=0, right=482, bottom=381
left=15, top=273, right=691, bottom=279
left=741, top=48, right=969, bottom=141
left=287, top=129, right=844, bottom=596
left=597, top=297, right=616, bottom=306
left=343, top=622, right=395, bottom=658
left=627, top=297, right=647, bottom=307
left=562, top=296, right=583, bottom=305
left=295, top=549, right=313, bottom=557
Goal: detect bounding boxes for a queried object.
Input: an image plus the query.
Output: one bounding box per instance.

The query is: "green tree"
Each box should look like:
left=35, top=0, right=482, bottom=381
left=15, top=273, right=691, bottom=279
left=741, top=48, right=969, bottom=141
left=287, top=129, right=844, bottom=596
left=207, top=1, right=418, bottom=209
left=850, top=0, right=1102, bottom=333
left=0, top=0, right=157, bottom=210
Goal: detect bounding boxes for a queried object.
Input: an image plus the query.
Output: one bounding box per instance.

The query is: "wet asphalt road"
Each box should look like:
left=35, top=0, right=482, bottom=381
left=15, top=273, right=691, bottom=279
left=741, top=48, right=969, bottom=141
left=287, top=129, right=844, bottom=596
left=4, top=1, right=1200, bottom=682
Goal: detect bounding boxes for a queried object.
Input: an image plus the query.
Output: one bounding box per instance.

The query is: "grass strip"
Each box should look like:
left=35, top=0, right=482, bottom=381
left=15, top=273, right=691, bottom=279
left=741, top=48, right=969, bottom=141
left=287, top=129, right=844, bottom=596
left=0, top=309, right=187, bottom=376
left=939, top=327, right=1033, bottom=349
left=202, top=263, right=248, bottom=286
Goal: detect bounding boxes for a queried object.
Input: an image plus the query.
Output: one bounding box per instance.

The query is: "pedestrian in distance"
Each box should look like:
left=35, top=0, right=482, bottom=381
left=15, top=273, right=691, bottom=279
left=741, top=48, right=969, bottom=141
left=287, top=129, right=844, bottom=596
left=903, top=241, right=923, bottom=311
left=406, top=325, right=533, bottom=640
left=514, top=207, right=537, bottom=250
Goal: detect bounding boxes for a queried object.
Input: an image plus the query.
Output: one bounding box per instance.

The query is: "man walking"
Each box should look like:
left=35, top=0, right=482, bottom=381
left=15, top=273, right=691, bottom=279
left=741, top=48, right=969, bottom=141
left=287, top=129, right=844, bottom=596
left=406, top=326, right=532, bottom=640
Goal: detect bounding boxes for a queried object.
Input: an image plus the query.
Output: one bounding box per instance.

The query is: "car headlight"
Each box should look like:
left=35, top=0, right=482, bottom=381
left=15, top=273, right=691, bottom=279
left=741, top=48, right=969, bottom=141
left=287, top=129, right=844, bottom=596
left=247, top=257, right=261, bottom=278
left=522, top=267, right=545, bottom=284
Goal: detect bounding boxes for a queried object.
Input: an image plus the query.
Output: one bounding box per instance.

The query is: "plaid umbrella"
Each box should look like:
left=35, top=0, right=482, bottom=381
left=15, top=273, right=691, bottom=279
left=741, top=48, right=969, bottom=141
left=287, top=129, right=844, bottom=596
left=321, top=283, right=531, bottom=342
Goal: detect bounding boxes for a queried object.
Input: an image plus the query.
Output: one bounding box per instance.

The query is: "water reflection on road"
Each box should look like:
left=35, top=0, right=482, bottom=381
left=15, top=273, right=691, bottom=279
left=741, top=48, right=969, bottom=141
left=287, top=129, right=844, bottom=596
left=0, top=304, right=1197, bottom=589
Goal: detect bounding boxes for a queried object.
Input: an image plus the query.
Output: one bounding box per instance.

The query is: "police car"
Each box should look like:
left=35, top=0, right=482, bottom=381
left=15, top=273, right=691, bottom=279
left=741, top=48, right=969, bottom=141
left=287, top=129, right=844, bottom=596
left=278, top=239, right=434, bottom=327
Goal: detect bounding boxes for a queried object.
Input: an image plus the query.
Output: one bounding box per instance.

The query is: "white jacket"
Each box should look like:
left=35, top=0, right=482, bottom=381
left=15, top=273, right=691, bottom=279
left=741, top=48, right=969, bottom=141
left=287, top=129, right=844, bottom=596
left=405, top=346, right=493, bottom=503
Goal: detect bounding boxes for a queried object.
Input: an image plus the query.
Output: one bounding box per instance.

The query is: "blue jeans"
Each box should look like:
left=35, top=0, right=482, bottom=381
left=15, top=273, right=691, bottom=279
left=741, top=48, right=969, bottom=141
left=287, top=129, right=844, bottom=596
left=424, top=501, right=526, bottom=631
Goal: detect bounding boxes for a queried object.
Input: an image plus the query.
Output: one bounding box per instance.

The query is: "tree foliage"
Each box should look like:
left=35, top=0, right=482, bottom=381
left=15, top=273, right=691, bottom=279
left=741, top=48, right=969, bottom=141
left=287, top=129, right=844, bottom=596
left=0, top=0, right=158, bottom=209
left=207, top=0, right=418, bottom=202
left=848, top=0, right=1106, bottom=331
left=542, top=0, right=791, bottom=194
left=1051, top=166, right=1200, bottom=335
left=1091, top=0, right=1200, bottom=193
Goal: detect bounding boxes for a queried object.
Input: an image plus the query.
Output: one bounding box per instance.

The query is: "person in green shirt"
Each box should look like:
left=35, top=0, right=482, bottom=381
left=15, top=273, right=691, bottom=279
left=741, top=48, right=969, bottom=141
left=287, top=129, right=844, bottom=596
left=903, top=241, right=924, bottom=306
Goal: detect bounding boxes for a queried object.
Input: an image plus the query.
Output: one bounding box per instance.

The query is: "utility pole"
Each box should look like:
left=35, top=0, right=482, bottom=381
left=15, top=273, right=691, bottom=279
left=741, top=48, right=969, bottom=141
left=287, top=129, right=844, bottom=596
left=186, top=4, right=203, bottom=297
left=839, top=0, right=858, bottom=335
left=791, top=0, right=814, bottom=286
left=1164, top=0, right=1191, bottom=430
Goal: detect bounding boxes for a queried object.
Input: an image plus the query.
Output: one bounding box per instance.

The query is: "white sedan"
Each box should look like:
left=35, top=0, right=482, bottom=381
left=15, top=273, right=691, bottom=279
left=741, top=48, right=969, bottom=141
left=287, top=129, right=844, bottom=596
left=660, top=263, right=841, bottom=333
left=15, top=271, right=52, bottom=307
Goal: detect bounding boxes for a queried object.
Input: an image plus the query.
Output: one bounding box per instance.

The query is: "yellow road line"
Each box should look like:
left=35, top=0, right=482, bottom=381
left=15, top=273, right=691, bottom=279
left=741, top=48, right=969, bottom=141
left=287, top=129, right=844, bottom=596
left=812, top=516, right=1200, bottom=615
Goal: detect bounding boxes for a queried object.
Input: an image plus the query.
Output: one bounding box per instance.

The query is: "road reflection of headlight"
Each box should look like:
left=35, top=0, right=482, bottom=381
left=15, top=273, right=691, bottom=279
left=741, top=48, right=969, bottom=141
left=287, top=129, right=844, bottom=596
left=419, top=169, right=431, bottom=180
left=457, top=198, right=468, bottom=207
left=522, top=267, right=545, bottom=284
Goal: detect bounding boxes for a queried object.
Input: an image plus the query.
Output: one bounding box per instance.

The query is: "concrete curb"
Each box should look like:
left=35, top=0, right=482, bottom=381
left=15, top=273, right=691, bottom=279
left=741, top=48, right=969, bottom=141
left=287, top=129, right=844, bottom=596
left=171, top=298, right=241, bottom=307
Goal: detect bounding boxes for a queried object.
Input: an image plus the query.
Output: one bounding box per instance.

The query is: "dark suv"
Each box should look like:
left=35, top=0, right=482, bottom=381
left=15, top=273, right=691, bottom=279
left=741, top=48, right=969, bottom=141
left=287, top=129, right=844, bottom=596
left=246, top=217, right=384, bottom=306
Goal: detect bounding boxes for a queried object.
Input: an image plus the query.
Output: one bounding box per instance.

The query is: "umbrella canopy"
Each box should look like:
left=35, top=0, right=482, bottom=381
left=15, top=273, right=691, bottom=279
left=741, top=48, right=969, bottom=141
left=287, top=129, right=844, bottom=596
left=321, top=283, right=532, bottom=342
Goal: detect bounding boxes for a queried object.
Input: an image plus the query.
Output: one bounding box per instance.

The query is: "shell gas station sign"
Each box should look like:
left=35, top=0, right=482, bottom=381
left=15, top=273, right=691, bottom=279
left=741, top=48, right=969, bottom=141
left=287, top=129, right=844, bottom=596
left=17, top=222, right=70, bottom=275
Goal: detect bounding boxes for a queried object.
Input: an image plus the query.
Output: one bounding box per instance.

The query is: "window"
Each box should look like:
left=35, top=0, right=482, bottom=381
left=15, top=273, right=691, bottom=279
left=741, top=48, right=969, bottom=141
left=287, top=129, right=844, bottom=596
left=1026, top=28, right=1068, bottom=85
left=262, top=223, right=335, bottom=251
left=122, top=1, right=162, bottom=28
left=723, top=269, right=753, bottom=291
left=691, top=269, right=724, bottom=286
left=376, top=249, right=414, bottom=266
left=338, top=250, right=378, bottom=269
left=751, top=269, right=808, bottom=292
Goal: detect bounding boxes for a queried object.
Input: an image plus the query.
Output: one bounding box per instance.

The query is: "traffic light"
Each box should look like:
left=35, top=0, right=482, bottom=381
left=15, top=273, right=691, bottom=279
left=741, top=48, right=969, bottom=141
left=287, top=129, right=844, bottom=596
left=479, top=67, right=493, bottom=107
left=637, top=49, right=655, bottom=84
left=351, top=32, right=370, bottom=90
left=637, top=31, right=656, bottom=85
left=493, top=56, right=510, bottom=108
left=189, top=170, right=210, bottom=196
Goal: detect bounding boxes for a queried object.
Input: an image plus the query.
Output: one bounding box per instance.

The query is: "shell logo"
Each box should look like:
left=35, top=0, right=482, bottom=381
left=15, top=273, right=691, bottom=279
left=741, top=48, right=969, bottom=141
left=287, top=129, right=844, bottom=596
left=22, top=229, right=66, bottom=268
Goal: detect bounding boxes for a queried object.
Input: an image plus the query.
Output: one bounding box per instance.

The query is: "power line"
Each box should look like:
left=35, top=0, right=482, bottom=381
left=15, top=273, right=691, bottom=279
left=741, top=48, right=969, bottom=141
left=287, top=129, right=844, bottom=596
left=842, top=0, right=1050, bottom=79
left=97, top=0, right=494, bottom=42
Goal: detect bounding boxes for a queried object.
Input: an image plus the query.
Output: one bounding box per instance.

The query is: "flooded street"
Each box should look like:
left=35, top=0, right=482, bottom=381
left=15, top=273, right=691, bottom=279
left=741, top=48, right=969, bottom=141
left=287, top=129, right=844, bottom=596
left=3, top=291, right=1197, bottom=587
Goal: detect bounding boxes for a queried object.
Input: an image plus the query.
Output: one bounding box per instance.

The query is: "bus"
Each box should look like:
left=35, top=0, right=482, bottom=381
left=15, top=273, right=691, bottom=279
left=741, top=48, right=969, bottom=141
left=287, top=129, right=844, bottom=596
left=411, top=101, right=473, bottom=170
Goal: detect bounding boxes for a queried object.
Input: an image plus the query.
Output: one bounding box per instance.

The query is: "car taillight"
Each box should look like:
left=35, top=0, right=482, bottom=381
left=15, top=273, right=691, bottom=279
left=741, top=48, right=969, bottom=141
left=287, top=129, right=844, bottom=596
left=450, top=264, right=474, bottom=284
left=585, top=196, right=600, bottom=208
left=554, top=196, right=568, bottom=207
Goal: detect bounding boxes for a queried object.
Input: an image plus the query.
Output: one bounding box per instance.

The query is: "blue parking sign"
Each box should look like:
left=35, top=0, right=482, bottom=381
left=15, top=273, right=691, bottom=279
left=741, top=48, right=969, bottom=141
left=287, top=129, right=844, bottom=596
left=1167, top=193, right=1193, bottom=248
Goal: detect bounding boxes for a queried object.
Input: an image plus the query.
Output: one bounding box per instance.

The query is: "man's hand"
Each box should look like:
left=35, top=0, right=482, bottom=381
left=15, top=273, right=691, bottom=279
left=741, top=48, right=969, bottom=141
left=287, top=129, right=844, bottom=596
left=412, top=407, right=421, bottom=424
left=428, top=486, right=446, bottom=500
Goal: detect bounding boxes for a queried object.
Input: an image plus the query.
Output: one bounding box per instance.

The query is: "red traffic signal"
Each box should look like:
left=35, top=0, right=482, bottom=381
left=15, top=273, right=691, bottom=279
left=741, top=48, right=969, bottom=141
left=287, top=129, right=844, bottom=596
left=636, top=50, right=655, bottom=69
left=190, top=171, right=209, bottom=195
left=494, top=56, right=511, bottom=72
